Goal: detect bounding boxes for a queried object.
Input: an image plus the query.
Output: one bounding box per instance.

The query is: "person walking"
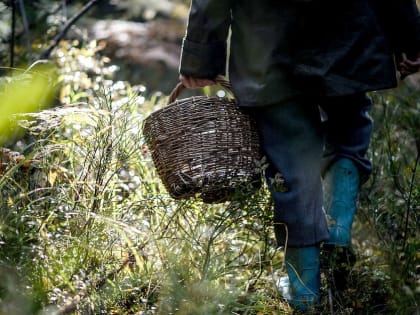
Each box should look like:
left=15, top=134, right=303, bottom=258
left=178, top=0, right=420, bottom=311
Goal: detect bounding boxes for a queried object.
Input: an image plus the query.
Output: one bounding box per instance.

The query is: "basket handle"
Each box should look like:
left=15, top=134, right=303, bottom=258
left=168, top=76, right=233, bottom=104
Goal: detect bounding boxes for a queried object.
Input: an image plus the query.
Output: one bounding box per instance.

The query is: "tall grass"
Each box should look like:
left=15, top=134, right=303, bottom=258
left=0, top=40, right=418, bottom=314
left=0, top=61, right=285, bottom=314
left=354, top=85, right=419, bottom=315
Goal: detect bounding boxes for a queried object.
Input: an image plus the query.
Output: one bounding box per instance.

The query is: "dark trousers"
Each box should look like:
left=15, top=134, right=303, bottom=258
left=250, top=93, right=373, bottom=247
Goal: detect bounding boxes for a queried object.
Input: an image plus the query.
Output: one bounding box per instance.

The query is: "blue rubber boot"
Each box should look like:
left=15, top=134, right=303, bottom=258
left=283, top=246, right=321, bottom=312
left=323, top=158, right=360, bottom=247
left=322, top=158, right=359, bottom=291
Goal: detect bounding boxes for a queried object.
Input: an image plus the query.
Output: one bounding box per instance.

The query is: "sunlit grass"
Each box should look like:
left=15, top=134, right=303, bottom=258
left=1, top=39, right=418, bottom=314
left=0, top=64, right=56, bottom=146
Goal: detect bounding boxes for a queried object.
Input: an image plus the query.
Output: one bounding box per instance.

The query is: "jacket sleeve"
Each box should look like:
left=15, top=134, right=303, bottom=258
left=373, top=0, right=420, bottom=55
left=179, top=0, right=232, bottom=78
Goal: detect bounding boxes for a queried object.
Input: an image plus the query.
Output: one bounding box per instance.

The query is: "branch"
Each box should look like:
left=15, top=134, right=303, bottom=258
left=40, top=0, right=99, bottom=59
left=402, top=146, right=419, bottom=252
left=2, top=0, right=74, bottom=47
left=10, top=0, right=17, bottom=68
left=17, top=0, right=31, bottom=55
left=57, top=253, right=137, bottom=315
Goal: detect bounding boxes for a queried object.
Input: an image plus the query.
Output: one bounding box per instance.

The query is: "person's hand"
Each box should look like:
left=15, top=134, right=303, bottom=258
left=396, top=52, right=420, bottom=79
left=179, top=74, right=216, bottom=88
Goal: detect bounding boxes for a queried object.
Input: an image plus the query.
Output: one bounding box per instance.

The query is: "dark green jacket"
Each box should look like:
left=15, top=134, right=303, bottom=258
left=180, top=0, right=420, bottom=106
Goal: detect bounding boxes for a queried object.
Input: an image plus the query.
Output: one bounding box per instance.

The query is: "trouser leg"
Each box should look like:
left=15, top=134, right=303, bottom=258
left=250, top=97, right=326, bottom=311
left=319, top=93, right=373, bottom=291
left=320, top=93, right=373, bottom=180
left=251, top=96, right=329, bottom=247
left=320, top=93, right=373, bottom=245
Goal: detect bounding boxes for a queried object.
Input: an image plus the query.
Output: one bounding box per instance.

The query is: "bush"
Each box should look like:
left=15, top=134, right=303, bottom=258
left=0, top=39, right=419, bottom=315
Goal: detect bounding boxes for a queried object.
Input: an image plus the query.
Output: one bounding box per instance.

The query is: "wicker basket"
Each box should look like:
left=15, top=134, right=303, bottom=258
left=142, top=78, right=262, bottom=203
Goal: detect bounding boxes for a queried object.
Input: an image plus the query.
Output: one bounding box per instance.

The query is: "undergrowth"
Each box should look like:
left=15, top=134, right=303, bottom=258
left=0, top=40, right=418, bottom=315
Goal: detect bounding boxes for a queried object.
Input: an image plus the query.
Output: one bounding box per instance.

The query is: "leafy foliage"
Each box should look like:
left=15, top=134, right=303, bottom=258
left=0, top=64, right=57, bottom=146
left=0, top=2, right=419, bottom=315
